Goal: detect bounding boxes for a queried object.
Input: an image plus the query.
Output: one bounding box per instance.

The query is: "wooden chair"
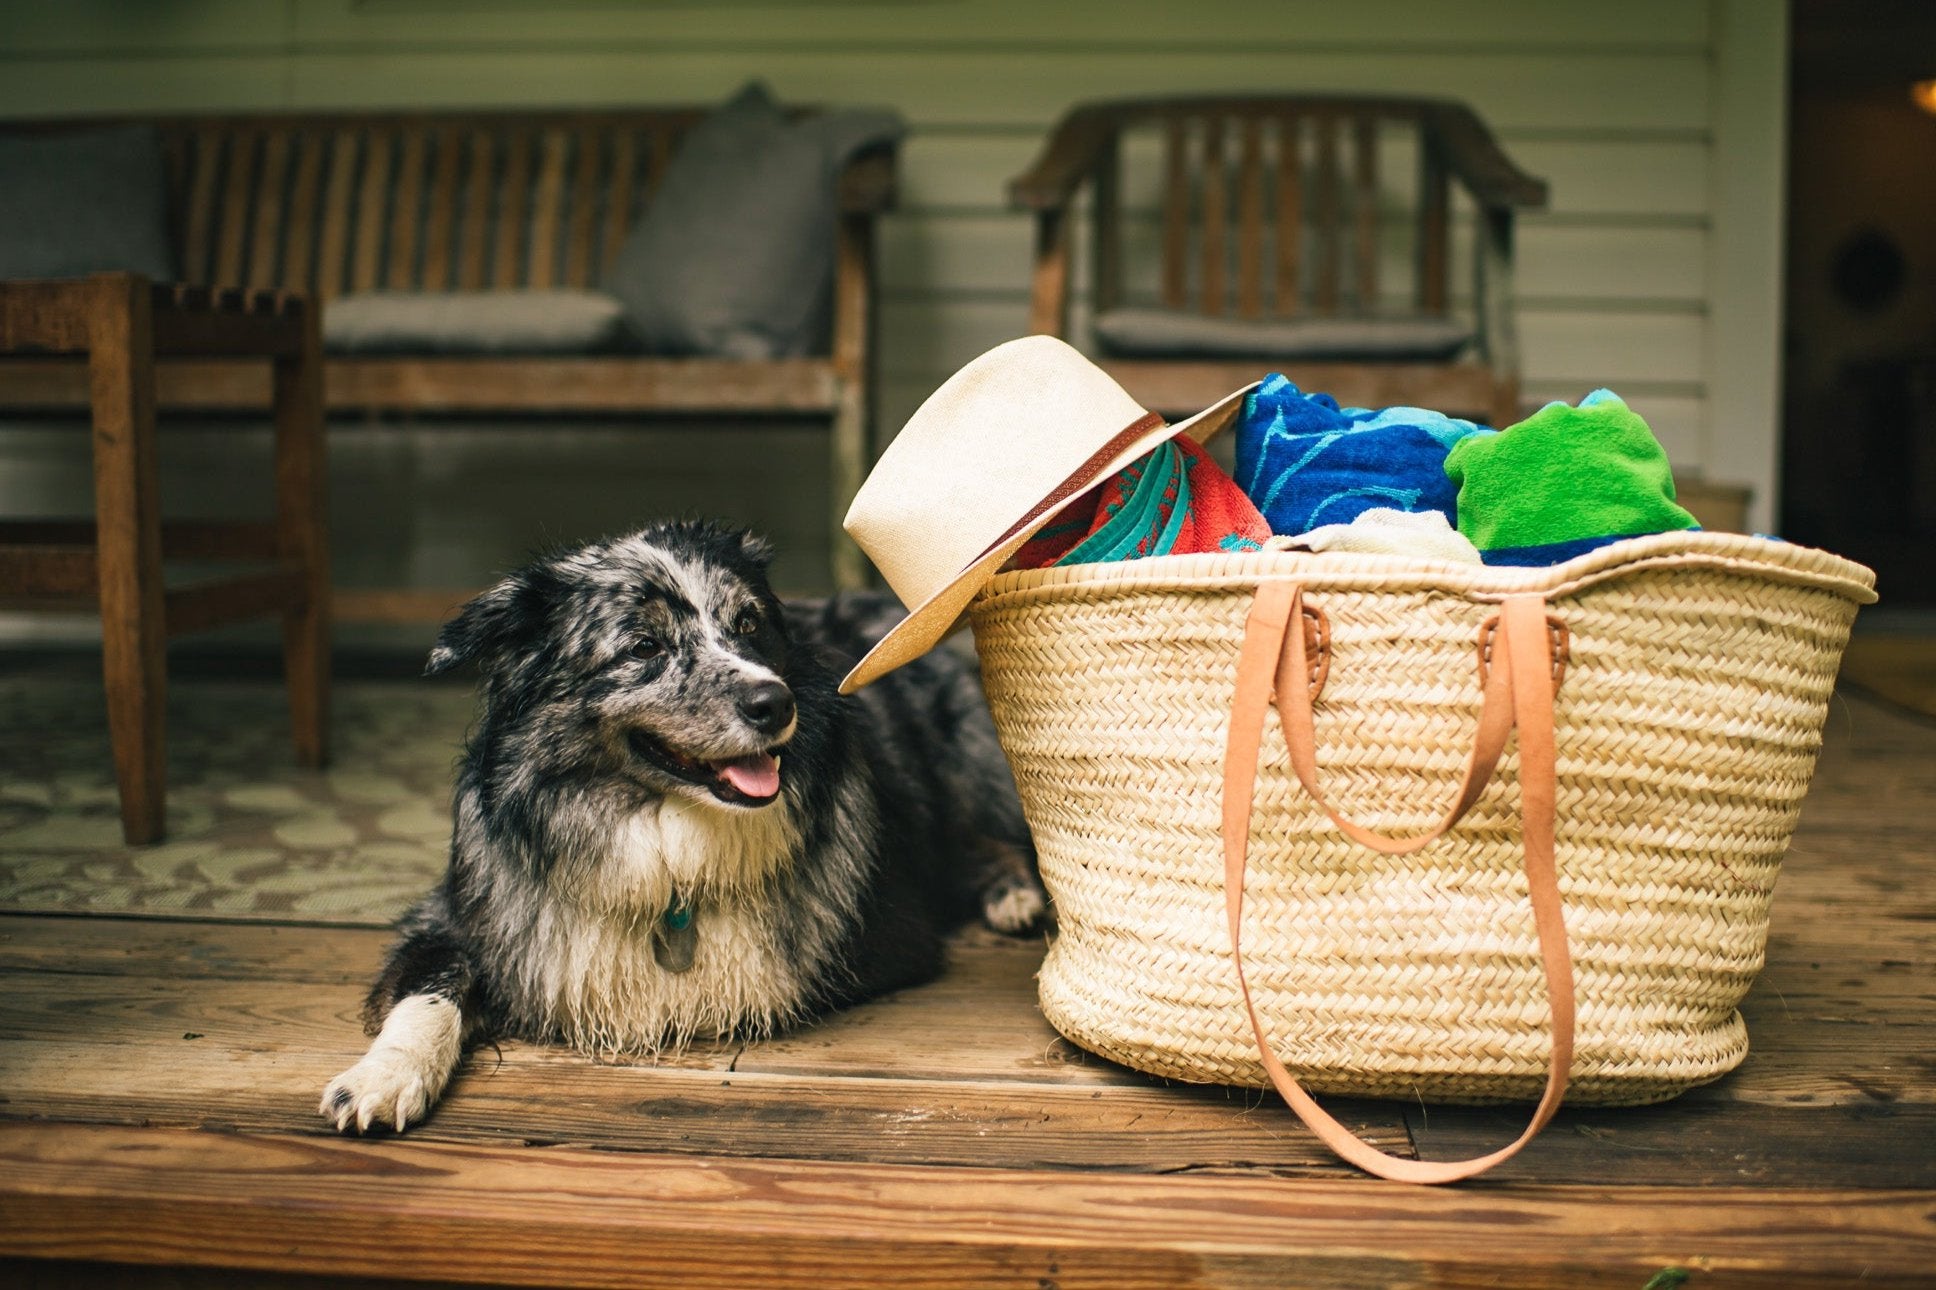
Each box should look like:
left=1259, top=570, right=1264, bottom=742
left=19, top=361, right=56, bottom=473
left=0, top=273, right=330, bottom=844
left=1011, top=95, right=1549, bottom=428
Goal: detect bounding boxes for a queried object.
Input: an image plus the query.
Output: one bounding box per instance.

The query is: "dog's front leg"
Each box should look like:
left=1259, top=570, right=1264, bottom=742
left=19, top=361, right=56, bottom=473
left=320, top=930, right=475, bottom=1134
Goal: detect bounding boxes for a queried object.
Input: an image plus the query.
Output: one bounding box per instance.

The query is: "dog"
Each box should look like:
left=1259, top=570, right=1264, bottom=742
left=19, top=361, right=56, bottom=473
left=321, top=519, right=1043, bottom=1133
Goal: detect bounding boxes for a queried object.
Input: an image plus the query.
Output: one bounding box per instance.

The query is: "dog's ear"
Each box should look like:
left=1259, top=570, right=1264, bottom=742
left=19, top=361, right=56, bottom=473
left=426, top=571, right=553, bottom=676
left=737, top=529, right=775, bottom=571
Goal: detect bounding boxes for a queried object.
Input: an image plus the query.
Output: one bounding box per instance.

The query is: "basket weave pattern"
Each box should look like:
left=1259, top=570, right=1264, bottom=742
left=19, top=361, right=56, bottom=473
left=971, top=533, right=1872, bottom=1105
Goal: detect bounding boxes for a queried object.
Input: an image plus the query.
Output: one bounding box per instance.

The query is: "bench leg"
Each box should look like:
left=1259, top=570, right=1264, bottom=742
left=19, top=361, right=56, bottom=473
left=88, top=276, right=167, bottom=845
left=274, top=308, right=330, bottom=769
left=829, top=376, right=869, bottom=592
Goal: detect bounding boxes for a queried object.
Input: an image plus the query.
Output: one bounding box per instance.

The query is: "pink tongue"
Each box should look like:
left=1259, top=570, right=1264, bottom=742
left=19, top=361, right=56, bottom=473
left=716, top=752, right=780, bottom=799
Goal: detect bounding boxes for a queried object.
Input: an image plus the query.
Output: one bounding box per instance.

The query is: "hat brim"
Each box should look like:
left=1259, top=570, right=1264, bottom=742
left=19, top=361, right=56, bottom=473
left=838, top=381, right=1256, bottom=694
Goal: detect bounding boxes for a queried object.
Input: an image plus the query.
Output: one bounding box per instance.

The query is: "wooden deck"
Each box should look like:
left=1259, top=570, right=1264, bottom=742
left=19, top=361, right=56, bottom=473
left=2, top=687, right=1933, bottom=1288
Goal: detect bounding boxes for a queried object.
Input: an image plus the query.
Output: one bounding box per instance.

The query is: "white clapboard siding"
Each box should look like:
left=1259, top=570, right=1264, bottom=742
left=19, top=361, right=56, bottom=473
left=0, top=0, right=1781, bottom=605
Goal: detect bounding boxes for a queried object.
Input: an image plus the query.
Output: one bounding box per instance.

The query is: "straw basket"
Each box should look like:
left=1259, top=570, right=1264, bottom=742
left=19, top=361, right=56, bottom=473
left=970, top=531, right=1874, bottom=1179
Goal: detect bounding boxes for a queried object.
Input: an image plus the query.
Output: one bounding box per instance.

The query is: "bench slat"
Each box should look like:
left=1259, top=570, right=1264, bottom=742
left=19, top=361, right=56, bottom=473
left=316, top=129, right=360, bottom=302
left=601, top=129, right=638, bottom=269
left=492, top=128, right=532, bottom=289
left=387, top=127, right=427, bottom=290
left=458, top=128, right=493, bottom=291
left=351, top=128, right=392, bottom=295
left=181, top=129, right=224, bottom=285
left=247, top=130, right=292, bottom=290
left=528, top=128, right=569, bottom=289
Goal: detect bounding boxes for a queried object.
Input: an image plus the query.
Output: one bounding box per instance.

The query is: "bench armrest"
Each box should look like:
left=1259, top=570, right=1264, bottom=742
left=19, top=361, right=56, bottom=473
left=1424, top=102, right=1548, bottom=212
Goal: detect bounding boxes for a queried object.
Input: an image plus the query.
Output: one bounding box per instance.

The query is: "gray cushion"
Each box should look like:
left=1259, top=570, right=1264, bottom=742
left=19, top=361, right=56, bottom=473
left=601, top=82, right=904, bottom=359
left=1095, top=307, right=1474, bottom=362
left=0, top=125, right=176, bottom=281
left=323, top=290, right=630, bottom=354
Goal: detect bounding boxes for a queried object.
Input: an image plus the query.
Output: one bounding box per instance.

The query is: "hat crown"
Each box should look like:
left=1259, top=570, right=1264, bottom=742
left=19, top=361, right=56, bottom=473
left=844, top=336, right=1149, bottom=610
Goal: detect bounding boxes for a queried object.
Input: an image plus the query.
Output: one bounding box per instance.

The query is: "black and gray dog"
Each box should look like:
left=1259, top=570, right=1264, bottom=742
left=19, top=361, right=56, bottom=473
left=321, top=519, right=1042, bottom=1133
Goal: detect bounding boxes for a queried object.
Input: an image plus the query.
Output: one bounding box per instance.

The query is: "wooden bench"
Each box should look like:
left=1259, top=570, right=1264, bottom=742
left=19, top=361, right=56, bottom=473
left=0, top=108, right=897, bottom=601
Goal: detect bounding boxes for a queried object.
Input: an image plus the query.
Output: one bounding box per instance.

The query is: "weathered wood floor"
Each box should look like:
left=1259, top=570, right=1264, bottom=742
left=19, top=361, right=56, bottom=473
left=1, top=688, right=1932, bottom=1288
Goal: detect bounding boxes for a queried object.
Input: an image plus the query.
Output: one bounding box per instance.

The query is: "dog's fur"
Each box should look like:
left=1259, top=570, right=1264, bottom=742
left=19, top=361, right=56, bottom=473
left=321, top=520, right=1042, bottom=1133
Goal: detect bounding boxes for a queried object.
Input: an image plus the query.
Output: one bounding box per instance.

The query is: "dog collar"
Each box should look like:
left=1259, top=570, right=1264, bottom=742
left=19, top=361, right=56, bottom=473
left=652, top=894, right=698, bottom=973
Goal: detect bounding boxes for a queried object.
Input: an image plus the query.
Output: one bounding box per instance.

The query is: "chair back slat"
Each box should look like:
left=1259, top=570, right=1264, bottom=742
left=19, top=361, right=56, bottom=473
left=386, top=128, right=427, bottom=290
left=1352, top=116, right=1379, bottom=311
left=1197, top=117, right=1227, bottom=316
left=566, top=125, right=604, bottom=287
left=1416, top=136, right=1450, bottom=314
left=1235, top=116, right=1265, bottom=320
left=491, top=129, right=533, bottom=288
left=280, top=131, right=323, bottom=289
left=1161, top=118, right=1189, bottom=309
left=213, top=129, right=255, bottom=286
left=601, top=129, right=638, bottom=271
left=421, top=126, right=462, bottom=291
left=245, top=130, right=291, bottom=289
left=456, top=129, right=494, bottom=290
left=1312, top=114, right=1342, bottom=314
left=350, top=129, right=391, bottom=294
left=315, top=129, right=361, bottom=302
left=1274, top=113, right=1302, bottom=316
left=527, top=128, right=569, bottom=289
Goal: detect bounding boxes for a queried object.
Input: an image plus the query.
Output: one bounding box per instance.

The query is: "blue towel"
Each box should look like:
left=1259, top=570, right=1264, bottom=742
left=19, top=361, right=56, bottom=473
left=1233, top=374, right=1493, bottom=536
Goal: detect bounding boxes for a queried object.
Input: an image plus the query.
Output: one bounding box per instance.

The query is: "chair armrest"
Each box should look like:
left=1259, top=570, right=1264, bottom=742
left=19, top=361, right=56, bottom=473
left=1008, top=105, right=1120, bottom=211
left=837, top=145, right=899, bottom=215
left=1425, top=102, right=1549, bottom=212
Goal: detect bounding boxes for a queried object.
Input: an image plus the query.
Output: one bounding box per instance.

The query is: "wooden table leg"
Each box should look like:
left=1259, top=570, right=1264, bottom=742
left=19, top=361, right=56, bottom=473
left=87, top=274, right=167, bottom=845
left=274, top=304, right=330, bottom=769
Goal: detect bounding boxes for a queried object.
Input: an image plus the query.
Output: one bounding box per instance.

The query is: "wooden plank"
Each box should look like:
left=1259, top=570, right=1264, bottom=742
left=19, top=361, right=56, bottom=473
left=278, top=129, right=323, bottom=292
left=1160, top=116, right=1187, bottom=309
left=385, top=126, right=426, bottom=289
left=244, top=129, right=290, bottom=290
left=458, top=128, right=493, bottom=291
left=526, top=127, right=568, bottom=289
left=1198, top=115, right=1226, bottom=316
left=3, top=1124, right=1932, bottom=1289
left=1313, top=111, right=1342, bottom=313
left=492, top=127, right=533, bottom=288
left=564, top=124, right=603, bottom=286
left=1352, top=114, right=1379, bottom=310
left=420, top=125, right=462, bottom=291
left=1235, top=116, right=1264, bottom=319
left=179, top=129, right=224, bottom=285
left=349, top=128, right=392, bottom=295
left=0, top=520, right=278, bottom=562
left=162, top=568, right=308, bottom=637
left=314, top=128, right=360, bottom=302
left=1274, top=113, right=1303, bottom=315
left=599, top=127, right=637, bottom=269
left=212, top=130, right=255, bottom=287
left=0, top=355, right=842, bottom=413
left=0, top=544, right=95, bottom=598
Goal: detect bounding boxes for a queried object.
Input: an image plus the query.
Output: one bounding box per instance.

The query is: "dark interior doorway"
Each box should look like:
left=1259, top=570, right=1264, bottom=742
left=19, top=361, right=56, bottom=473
left=1784, top=0, right=1936, bottom=604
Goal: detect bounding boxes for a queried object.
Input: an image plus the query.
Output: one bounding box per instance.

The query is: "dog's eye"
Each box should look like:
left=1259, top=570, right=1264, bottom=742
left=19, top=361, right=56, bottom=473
left=629, top=636, right=664, bottom=661
left=733, top=609, right=760, bottom=636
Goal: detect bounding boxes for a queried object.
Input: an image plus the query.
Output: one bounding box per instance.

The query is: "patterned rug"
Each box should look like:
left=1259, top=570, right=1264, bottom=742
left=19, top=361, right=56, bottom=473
left=0, top=667, right=472, bottom=925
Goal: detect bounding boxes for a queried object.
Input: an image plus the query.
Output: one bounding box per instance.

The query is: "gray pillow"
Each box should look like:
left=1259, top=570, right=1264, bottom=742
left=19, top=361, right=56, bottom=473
left=0, top=125, right=176, bottom=281
left=1095, top=306, right=1474, bottom=362
left=323, top=289, right=631, bottom=354
left=602, top=82, right=904, bottom=359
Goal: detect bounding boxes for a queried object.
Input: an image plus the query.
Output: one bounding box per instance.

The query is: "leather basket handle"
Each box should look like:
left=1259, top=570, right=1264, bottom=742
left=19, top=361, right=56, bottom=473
left=1221, top=581, right=1576, bottom=1183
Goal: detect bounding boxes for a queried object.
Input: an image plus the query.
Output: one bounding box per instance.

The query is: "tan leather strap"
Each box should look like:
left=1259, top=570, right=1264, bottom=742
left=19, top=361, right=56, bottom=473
left=1222, top=582, right=1576, bottom=1183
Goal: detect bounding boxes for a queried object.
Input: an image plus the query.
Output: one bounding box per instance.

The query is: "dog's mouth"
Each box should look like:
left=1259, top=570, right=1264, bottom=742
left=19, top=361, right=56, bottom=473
left=627, top=730, right=783, bottom=806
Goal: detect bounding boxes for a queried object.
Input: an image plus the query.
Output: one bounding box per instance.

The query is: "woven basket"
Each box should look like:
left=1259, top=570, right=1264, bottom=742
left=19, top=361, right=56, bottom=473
left=970, top=531, right=1874, bottom=1179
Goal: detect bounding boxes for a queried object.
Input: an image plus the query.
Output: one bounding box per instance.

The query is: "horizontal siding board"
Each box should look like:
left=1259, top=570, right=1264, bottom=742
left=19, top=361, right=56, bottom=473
left=292, top=0, right=1710, bottom=51
left=272, top=51, right=1708, bottom=133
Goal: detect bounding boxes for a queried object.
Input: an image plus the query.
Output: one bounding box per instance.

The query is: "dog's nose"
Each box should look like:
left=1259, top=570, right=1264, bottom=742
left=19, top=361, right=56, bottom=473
left=737, top=681, right=795, bottom=736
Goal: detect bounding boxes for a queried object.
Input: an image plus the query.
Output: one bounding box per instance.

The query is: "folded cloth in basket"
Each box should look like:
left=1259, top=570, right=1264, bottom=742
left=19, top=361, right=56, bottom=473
left=1012, top=433, right=1270, bottom=569
left=1282, top=506, right=1484, bottom=564
left=1233, top=374, right=1492, bottom=536
left=1444, top=388, right=1699, bottom=566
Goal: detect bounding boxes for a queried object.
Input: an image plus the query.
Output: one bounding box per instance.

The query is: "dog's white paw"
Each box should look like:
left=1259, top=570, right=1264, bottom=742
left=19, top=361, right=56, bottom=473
left=982, top=880, right=1048, bottom=934
left=319, top=993, right=462, bottom=1134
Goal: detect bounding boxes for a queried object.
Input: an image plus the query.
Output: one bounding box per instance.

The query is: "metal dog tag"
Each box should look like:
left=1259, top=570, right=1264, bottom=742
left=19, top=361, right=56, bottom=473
left=653, top=899, right=698, bottom=974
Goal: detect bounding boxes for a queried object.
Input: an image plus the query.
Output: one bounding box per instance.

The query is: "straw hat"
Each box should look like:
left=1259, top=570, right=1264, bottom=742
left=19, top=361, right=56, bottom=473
left=839, top=336, right=1256, bottom=693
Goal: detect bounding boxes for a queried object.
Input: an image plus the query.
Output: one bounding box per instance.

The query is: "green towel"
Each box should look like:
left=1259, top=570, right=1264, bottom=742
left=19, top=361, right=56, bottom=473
left=1443, top=389, right=1698, bottom=566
